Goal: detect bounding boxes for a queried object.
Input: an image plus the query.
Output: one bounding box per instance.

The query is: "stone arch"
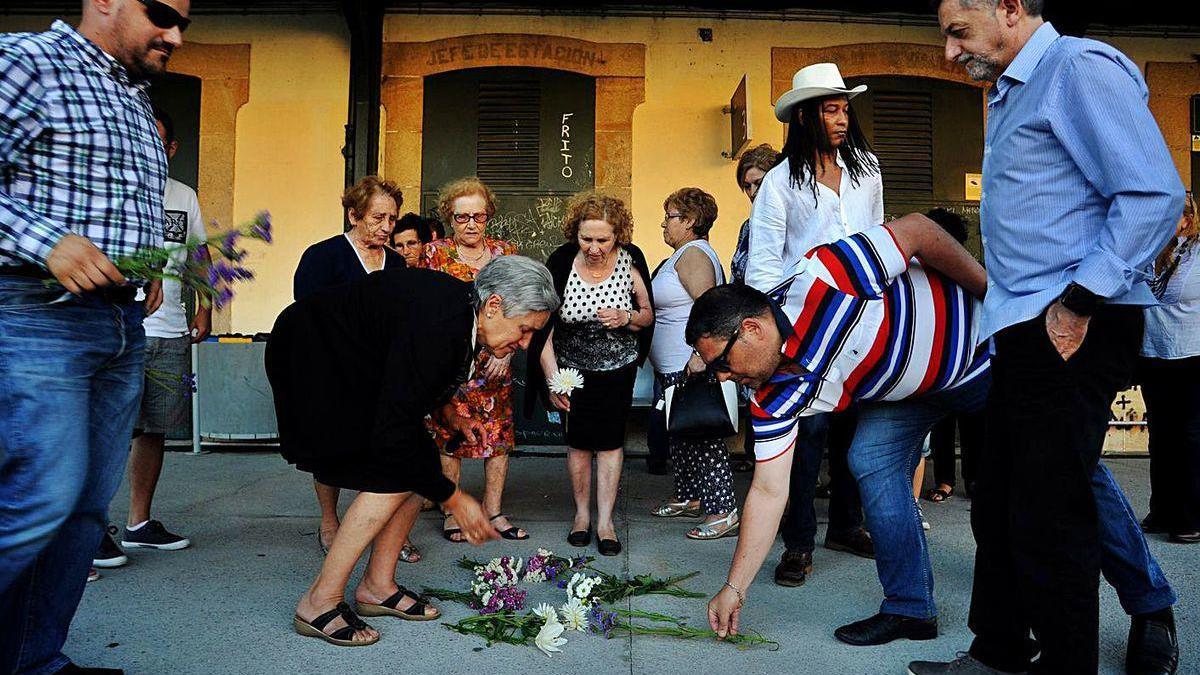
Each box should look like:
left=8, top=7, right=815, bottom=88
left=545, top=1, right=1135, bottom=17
left=771, top=42, right=984, bottom=105
left=381, top=34, right=646, bottom=208
left=168, top=42, right=251, bottom=332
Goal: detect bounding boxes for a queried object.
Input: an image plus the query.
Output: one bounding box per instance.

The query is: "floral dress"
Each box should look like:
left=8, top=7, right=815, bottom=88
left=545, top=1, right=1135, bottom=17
left=423, top=237, right=518, bottom=458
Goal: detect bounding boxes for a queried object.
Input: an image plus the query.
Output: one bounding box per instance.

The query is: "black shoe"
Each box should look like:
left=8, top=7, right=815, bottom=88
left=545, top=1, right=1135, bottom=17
left=834, top=612, right=937, bottom=646
left=908, top=653, right=1024, bottom=674
left=55, top=664, right=125, bottom=675
left=597, top=538, right=622, bottom=556
left=1127, top=608, right=1179, bottom=674
left=773, top=550, right=812, bottom=587
left=122, top=520, right=190, bottom=550
left=825, top=527, right=875, bottom=559
left=1141, top=514, right=1167, bottom=535
left=567, top=527, right=591, bottom=547
left=1168, top=530, right=1199, bottom=544
left=93, top=526, right=128, bottom=568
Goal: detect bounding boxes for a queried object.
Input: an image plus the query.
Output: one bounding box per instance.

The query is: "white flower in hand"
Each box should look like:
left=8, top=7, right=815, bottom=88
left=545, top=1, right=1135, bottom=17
left=548, top=368, right=585, bottom=395
left=559, top=597, right=588, bottom=631
left=534, top=616, right=567, bottom=657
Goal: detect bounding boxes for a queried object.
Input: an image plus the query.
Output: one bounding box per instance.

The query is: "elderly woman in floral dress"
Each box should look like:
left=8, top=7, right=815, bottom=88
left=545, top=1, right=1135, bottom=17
left=424, top=177, right=528, bottom=542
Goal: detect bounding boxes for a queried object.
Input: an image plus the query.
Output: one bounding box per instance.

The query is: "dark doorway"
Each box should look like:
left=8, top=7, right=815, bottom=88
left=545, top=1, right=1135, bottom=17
left=422, top=67, right=597, bottom=444
left=847, top=76, right=985, bottom=257
left=149, top=73, right=202, bottom=190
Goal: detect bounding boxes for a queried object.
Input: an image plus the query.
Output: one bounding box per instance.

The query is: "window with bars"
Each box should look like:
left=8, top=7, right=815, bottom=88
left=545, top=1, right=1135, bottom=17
left=476, top=79, right=541, bottom=187
left=871, top=91, right=934, bottom=197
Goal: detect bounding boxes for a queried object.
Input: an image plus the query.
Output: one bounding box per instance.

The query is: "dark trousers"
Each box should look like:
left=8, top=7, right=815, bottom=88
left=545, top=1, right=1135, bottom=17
left=968, top=306, right=1146, bottom=674
left=1141, top=355, right=1200, bottom=534
left=781, top=408, right=863, bottom=553
left=647, top=377, right=671, bottom=472
left=929, top=410, right=983, bottom=491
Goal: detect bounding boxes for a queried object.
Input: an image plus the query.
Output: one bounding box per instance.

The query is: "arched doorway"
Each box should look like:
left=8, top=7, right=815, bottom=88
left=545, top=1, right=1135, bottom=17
left=420, top=67, right=596, bottom=261
left=846, top=75, right=985, bottom=257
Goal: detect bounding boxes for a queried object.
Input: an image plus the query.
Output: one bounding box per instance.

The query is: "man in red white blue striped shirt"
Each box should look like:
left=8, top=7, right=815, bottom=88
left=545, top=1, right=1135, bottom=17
left=690, top=211, right=990, bottom=646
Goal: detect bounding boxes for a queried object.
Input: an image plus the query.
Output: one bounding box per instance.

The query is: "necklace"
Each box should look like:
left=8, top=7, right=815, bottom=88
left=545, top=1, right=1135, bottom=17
left=457, top=242, right=487, bottom=264
left=584, top=253, right=610, bottom=280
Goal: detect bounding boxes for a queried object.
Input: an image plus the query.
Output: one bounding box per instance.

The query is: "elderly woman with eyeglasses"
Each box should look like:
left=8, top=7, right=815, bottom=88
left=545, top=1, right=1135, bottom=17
left=423, top=178, right=527, bottom=543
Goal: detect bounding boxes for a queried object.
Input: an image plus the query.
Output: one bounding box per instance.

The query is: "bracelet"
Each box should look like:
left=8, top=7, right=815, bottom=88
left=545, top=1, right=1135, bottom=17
left=723, top=580, right=745, bottom=606
left=625, top=309, right=634, bottom=327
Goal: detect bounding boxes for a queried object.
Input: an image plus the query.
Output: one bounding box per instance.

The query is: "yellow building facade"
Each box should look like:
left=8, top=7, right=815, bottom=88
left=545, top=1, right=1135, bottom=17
left=2, top=12, right=1198, bottom=335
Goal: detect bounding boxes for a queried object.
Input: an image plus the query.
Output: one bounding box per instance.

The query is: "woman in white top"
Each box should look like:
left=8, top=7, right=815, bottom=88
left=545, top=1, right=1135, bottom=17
left=745, top=63, right=881, bottom=584
left=648, top=188, right=738, bottom=540
left=1140, top=192, right=1200, bottom=544
left=744, top=64, right=883, bottom=293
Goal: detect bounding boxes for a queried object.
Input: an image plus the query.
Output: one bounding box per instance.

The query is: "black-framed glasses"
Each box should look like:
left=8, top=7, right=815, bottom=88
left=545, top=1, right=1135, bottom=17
left=707, top=328, right=741, bottom=373
left=138, top=0, right=191, bottom=32
left=453, top=212, right=489, bottom=224
left=664, top=212, right=686, bottom=222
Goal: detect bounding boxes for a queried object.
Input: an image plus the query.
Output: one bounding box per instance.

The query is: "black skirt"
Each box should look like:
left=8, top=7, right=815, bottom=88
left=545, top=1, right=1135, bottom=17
left=564, top=364, right=638, bottom=451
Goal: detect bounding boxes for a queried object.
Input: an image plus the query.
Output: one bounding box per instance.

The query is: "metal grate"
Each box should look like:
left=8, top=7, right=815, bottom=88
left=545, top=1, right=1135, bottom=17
left=477, top=79, right=541, bottom=187
left=871, top=91, right=933, bottom=197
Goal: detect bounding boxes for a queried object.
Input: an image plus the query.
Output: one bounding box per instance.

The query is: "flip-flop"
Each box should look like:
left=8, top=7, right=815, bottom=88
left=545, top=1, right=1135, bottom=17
left=293, top=602, right=378, bottom=647
left=357, top=586, right=440, bottom=621
left=489, top=513, right=529, bottom=540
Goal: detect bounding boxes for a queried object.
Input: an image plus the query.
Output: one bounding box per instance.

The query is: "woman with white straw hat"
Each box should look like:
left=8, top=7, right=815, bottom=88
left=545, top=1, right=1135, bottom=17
left=743, top=62, right=880, bottom=595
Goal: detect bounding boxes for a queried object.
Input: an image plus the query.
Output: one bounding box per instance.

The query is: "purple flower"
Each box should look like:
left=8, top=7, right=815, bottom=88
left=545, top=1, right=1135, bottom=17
left=251, top=211, right=273, bottom=243
left=214, top=286, right=234, bottom=309
left=180, top=372, right=198, bottom=398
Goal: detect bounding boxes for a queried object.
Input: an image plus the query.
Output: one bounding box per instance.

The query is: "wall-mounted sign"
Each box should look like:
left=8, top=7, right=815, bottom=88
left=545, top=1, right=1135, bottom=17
left=965, top=173, right=982, bottom=201
left=1192, top=134, right=1200, bottom=152
left=723, top=74, right=751, bottom=160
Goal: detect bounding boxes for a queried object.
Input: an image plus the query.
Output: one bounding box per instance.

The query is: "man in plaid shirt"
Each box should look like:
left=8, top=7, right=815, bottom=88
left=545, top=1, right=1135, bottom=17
left=0, top=2, right=190, bottom=673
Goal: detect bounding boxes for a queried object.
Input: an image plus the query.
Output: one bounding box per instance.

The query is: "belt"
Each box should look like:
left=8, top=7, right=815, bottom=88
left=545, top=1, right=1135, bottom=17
left=0, top=263, right=53, bottom=280
left=0, top=265, right=138, bottom=304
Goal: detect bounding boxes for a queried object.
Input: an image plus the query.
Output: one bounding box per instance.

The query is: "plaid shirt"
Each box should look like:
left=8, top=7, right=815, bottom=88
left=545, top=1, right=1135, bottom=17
left=0, top=20, right=165, bottom=273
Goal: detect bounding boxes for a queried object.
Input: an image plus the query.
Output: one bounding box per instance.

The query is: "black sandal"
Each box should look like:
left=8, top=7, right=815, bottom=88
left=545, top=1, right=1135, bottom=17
left=442, top=513, right=464, bottom=543
left=293, top=601, right=378, bottom=647
left=489, top=513, right=529, bottom=541
left=923, top=486, right=954, bottom=503
left=357, top=585, right=440, bottom=622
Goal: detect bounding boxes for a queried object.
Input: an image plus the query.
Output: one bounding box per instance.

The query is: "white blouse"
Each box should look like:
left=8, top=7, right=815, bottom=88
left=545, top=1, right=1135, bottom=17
left=744, top=152, right=884, bottom=292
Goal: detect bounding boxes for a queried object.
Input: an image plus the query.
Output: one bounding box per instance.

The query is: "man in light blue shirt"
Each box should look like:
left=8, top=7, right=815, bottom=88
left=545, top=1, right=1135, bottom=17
left=910, top=1, right=1184, bottom=674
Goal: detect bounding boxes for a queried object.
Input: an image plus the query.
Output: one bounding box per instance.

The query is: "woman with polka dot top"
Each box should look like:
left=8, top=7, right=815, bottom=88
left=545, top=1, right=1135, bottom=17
left=526, top=192, right=655, bottom=557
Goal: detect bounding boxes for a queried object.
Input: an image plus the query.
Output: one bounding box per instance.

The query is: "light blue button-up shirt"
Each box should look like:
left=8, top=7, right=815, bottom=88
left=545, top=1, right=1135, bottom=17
left=979, top=22, right=1185, bottom=340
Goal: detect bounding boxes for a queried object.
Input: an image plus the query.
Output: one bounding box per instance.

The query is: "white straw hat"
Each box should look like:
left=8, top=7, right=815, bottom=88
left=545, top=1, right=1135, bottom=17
left=773, top=63, right=868, bottom=123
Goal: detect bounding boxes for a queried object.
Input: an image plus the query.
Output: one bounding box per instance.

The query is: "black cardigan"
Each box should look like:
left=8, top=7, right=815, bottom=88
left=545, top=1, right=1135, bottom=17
left=293, top=233, right=405, bottom=301
left=524, top=242, right=655, bottom=419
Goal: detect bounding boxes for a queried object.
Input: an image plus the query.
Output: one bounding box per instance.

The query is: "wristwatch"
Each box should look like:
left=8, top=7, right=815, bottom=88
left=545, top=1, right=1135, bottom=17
left=1057, top=282, right=1104, bottom=317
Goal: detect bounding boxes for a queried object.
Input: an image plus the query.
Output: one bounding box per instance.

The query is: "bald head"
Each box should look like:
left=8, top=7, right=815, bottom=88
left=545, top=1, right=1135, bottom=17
left=79, top=0, right=190, bottom=79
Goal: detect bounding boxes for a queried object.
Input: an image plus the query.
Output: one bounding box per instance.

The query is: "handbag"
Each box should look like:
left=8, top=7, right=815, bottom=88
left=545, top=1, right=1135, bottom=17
left=664, top=376, right=739, bottom=440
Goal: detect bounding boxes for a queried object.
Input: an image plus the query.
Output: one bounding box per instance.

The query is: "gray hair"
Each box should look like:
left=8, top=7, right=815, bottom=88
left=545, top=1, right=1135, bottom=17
left=954, top=0, right=1043, bottom=16
left=472, top=255, right=560, bottom=317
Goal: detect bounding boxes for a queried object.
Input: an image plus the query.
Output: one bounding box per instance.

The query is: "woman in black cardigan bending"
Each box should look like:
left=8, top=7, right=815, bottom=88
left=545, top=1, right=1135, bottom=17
left=526, top=191, right=655, bottom=556
left=269, top=256, right=559, bottom=647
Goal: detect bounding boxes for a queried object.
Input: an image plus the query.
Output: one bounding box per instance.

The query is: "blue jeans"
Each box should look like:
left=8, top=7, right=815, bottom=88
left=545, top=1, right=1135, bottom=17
left=848, top=372, right=992, bottom=620
left=0, top=276, right=145, bottom=675
left=851, top=368, right=1175, bottom=624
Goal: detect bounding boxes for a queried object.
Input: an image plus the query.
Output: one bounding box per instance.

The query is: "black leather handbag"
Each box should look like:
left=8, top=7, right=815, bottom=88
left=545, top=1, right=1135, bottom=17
left=664, top=377, right=739, bottom=440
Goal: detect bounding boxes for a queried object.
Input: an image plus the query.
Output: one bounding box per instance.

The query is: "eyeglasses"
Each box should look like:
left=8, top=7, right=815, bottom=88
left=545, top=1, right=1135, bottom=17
left=706, top=328, right=741, bottom=373
left=138, top=0, right=191, bottom=32
left=453, top=212, right=489, bottom=224
left=664, top=213, right=686, bottom=222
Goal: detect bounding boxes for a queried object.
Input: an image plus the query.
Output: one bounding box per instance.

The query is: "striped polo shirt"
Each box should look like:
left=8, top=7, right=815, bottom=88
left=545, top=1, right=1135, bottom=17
left=751, top=225, right=989, bottom=462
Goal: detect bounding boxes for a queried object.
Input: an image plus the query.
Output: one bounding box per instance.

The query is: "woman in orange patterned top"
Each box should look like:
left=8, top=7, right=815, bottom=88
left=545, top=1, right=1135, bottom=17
left=424, top=177, right=527, bottom=542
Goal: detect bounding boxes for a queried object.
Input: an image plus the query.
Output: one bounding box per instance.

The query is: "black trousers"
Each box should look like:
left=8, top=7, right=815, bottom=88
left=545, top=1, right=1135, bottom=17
left=1140, top=354, right=1200, bottom=534
left=968, top=306, right=1142, bottom=674
left=781, top=408, right=863, bottom=552
left=930, top=410, right=983, bottom=491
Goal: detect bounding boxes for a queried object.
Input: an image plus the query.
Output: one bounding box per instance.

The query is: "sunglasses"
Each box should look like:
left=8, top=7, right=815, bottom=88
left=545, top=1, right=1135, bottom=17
left=453, top=212, right=489, bottom=224
left=138, top=0, right=191, bottom=32
left=706, top=328, right=741, bottom=374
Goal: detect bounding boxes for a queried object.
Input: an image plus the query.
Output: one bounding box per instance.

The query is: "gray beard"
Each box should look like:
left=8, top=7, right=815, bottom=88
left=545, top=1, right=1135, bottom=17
left=961, top=54, right=1002, bottom=82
